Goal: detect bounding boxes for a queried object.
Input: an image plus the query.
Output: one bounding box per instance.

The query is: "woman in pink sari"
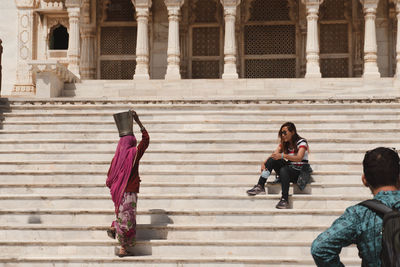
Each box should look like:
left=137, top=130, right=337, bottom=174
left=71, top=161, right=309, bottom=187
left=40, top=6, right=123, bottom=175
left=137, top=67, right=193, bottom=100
left=106, top=110, right=150, bottom=257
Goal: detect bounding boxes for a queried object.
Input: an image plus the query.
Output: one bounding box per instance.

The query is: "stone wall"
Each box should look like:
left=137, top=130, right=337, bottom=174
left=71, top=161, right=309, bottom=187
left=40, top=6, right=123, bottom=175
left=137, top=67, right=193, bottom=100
left=0, top=1, right=18, bottom=96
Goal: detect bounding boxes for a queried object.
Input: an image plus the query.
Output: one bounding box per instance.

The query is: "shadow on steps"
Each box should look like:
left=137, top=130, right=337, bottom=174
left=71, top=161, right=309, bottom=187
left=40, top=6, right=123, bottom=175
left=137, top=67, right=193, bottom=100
left=129, top=209, right=173, bottom=256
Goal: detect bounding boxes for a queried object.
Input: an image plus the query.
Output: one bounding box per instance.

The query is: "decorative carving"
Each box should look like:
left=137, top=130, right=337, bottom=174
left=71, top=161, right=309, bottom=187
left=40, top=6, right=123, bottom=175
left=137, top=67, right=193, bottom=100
left=249, top=0, right=290, bottom=21
left=15, top=0, right=36, bottom=8
left=245, top=59, right=296, bottom=78
left=192, top=60, right=220, bottom=78
left=321, top=58, right=348, bottom=77
left=100, top=26, right=137, bottom=55
left=47, top=17, right=69, bottom=33
left=101, top=60, right=136, bottom=79
left=14, top=8, right=35, bottom=94
left=244, top=25, right=296, bottom=55
left=39, top=0, right=65, bottom=9
left=192, top=27, right=220, bottom=56
left=320, top=24, right=348, bottom=54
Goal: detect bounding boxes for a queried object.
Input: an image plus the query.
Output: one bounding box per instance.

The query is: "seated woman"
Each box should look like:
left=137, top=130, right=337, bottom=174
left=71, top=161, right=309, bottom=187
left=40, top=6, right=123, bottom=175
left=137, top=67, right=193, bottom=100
left=246, top=122, right=311, bottom=209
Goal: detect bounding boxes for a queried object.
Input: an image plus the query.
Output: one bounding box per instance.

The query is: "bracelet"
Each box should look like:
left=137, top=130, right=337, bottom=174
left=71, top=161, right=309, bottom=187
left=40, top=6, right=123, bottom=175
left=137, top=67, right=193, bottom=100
left=281, top=153, right=284, bottom=159
left=140, top=126, right=146, bottom=132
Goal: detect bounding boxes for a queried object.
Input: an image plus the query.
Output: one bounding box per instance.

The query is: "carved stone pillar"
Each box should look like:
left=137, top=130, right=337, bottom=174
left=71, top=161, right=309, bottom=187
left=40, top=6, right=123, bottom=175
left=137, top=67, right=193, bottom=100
left=360, top=0, right=380, bottom=78
left=221, top=0, right=240, bottom=79
left=394, top=1, right=400, bottom=78
left=80, top=28, right=96, bottom=79
left=132, top=0, right=152, bottom=80
left=164, top=0, right=184, bottom=80
left=66, top=0, right=81, bottom=78
left=80, top=0, right=96, bottom=79
left=302, top=0, right=323, bottom=78
left=14, top=0, right=36, bottom=95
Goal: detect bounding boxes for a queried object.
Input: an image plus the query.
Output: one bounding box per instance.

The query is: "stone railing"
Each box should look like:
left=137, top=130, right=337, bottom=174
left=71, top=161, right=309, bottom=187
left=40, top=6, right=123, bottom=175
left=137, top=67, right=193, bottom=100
left=0, top=39, right=2, bottom=93
left=28, top=60, right=79, bottom=98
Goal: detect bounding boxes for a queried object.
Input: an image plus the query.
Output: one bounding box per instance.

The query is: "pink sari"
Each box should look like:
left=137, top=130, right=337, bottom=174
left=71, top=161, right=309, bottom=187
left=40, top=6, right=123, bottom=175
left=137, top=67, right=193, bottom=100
left=106, top=135, right=137, bottom=215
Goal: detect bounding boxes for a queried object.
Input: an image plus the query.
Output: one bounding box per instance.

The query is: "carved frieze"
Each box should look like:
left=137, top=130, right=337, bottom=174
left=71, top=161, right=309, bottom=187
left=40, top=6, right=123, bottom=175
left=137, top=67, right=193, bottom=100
left=39, top=0, right=65, bottom=9
left=15, top=0, right=37, bottom=8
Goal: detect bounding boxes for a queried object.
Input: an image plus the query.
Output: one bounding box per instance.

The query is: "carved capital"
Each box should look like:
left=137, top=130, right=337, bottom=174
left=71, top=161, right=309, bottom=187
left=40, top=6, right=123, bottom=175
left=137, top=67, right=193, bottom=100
left=301, top=0, right=323, bottom=6
left=359, top=0, right=378, bottom=10
left=223, top=4, right=236, bottom=15
left=164, top=0, right=184, bottom=8
left=220, top=0, right=240, bottom=7
left=132, top=0, right=152, bottom=9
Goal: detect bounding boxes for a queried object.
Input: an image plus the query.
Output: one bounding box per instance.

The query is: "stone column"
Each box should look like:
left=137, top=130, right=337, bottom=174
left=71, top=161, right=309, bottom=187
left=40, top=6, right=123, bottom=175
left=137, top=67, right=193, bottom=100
left=360, top=0, right=380, bottom=78
left=80, top=27, right=96, bottom=79
left=394, top=1, right=400, bottom=78
left=14, top=0, right=36, bottom=95
left=221, top=0, right=240, bottom=79
left=132, top=0, right=152, bottom=80
left=66, top=0, right=81, bottom=78
left=302, top=0, right=323, bottom=78
left=164, top=0, right=184, bottom=80
left=80, top=0, right=96, bottom=79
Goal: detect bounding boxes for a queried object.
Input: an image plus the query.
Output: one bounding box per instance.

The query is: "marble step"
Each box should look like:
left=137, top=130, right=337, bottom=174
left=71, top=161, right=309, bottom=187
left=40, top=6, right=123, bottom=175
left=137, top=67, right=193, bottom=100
left=0, top=208, right=349, bottom=225
left=0, top=183, right=369, bottom=195
left=0, top=194, right=369, bottom=210
left=0, top=239, right=359, bottom=258
left=3, top=100, right=400, bottom=110
left=3, top=111, right=400, bottom=122
left=0, top=255, right=361, bottom=267
left=0, top=159, right=364, bottom=172
left=0, top=172, right=363, bottom=185
left=2, top=121, right=399, bottom=131
left=0, top=139, right=396, bottom=150
left=0, top=129, right=399, bottom=140
left=0, top=149, right=373, bottom=162
left=0, top=224, right=331, bottom=241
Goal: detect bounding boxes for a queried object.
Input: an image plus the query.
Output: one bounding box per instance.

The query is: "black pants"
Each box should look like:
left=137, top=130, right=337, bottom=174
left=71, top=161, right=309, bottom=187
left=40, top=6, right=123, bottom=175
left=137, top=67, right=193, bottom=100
left=258, top=158, right=300, bottom=201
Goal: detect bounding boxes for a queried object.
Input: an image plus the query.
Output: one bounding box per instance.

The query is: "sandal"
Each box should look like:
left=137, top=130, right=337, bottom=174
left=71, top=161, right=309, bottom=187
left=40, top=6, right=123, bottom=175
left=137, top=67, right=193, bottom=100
left=107, top=227, right=116, bottom=239
left=114, top=246, right=134, bottom=257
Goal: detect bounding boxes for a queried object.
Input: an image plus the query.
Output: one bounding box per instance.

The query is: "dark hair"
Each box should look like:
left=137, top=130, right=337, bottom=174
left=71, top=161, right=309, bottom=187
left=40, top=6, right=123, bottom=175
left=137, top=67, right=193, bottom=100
left=363, top=147, right=400, bottom=188
left=278, top=122, right=307, bottom=154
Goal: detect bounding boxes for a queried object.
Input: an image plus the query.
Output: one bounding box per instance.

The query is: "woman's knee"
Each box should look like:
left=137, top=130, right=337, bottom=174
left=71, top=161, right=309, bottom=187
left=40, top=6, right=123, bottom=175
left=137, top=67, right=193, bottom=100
left=279, top=167, right=291, bottom=181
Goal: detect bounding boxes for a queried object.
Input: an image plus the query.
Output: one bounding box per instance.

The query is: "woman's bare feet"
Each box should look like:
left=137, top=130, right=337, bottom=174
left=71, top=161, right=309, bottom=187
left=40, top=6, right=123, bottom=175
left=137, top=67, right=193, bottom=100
left=114, top=246, right=134, bottom=257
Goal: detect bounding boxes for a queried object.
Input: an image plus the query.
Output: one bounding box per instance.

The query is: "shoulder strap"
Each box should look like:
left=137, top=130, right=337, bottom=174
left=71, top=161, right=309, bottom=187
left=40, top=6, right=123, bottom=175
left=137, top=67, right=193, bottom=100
left=359, top=199, right=393, bottom=216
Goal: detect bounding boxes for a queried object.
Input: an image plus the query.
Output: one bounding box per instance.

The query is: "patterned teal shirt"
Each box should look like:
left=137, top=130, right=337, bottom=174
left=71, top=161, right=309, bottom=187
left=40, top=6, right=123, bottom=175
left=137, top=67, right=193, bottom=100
left=311, top=190, right=400, bottom=267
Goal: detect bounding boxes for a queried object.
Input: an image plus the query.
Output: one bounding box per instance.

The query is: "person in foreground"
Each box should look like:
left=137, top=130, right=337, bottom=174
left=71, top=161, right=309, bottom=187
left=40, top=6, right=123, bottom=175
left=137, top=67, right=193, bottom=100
left=106, top=110, right=150, bottom=257
left=246, top=122, right=312, bottom=209
left=311, top=147, right=400, bottom=267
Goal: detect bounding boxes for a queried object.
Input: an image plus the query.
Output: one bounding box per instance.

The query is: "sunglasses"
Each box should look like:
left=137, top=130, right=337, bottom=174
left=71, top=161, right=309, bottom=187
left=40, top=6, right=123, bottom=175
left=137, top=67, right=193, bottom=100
left=281, top=130, right=288, bottom=136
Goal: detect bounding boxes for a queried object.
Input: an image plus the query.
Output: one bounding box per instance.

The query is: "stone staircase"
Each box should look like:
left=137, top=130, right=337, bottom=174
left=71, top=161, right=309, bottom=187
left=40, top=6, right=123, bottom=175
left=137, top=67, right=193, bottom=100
left=0, top=96, right=399, bottom=266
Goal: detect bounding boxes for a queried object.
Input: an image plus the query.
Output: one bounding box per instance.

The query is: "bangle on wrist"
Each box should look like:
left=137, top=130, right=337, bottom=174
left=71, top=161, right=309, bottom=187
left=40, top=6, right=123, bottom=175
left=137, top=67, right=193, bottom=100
left=281, top=153, right=284, bottom=159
